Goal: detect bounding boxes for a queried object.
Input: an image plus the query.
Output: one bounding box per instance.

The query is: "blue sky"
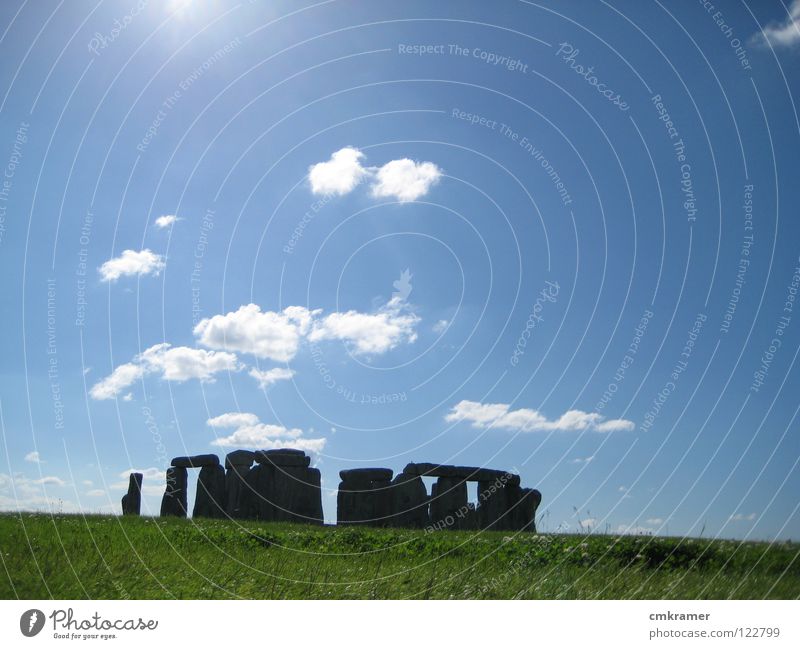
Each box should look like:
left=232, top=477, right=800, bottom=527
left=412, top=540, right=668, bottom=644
left=1, top=0, right=799, bottom=541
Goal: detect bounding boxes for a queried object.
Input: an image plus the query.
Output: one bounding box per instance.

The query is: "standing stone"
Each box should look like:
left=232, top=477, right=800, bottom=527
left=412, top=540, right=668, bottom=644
left=171, top=454, right=219, bottom=468
left=225, top=450, right=255, bottom=517
left=429, top=477, right=467, bottom=529
left=193, top=464, right=227, bottom=519
left=389, top=472, right=430, bottom=528
left=121, top=472, right=143, bottom=516
left=160, top=466, right=188, bottom=517
left=234, top=450, right=323, bottom=525
left=337, top=468, right=394, bottom=526
left=508, top=488, right=541, bottom=532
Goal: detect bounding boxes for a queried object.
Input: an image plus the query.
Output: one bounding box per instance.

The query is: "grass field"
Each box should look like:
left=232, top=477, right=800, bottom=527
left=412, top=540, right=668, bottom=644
left=1, top=513, right=798, bottom=599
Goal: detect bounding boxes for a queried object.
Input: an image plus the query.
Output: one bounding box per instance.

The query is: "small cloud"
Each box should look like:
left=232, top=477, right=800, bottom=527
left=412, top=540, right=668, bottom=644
left=308, top=147, right=367, bottom=195
left=99, top=249, right=165, bottom=282
left=308, top=147, right=441, bottom=202
left=445, top=400, right=635, bottom=433
left=86, top=489, right=106, bottom=497
left=392, top=269, right=413, bottom=301
left=570, top=455, right=594, bottom=464
left=308, top=297, right=419, bottom=356
left=32, top=476, right=65, bottom=486
left=729, top=512, right=756, bottom=522
left=371, top=158, right=442, bottom=202
left=122, top=393, right=134, bottom=402
left=89, top=343, right=240, bottom=400
left=195, top=304, right=317, bottom=363
left=433, top=319, right=449, bottom=333
left=646, top=518, right=664, bottom=525
left=249, top=367, right=295, bottom=389
left=24, top=451, right=41, bottom=464
left=207, top=412, right=325, bottom=453
left=82, top=480, right=93, bottom=486
left=82, top=367, right=91, bottom=376
left=154, top=214, right=178, bottom=229
left=752, top=0, right=800, bottom=48
left=580, top=518, right=597, bottom=529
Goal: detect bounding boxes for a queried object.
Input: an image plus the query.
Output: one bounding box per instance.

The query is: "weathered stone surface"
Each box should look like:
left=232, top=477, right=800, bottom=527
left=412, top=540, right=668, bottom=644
left=389, top=473, right=430, bottom=528
left=337, top=468, right=395, bottom=526
left=233, top=462, right=323, bottom=524
left=507, top=487, right=541, bottom=532
left=171, top=454, right=220, bottom=468
left=121, top=472, right=143, bottom=516
left=225, top=462, right=251, bottom=515
left=160, top=466, right=188, bottom=517
left=225, top=450, right=256, bottom=469
left=403, top=463, right=520, bottom=485
left=254, top=451, right=311, bottom=468
left=193, top=464, right=227, bottom=519
left=260, top=448, right=306, bottom=456
left=429, top=477, right=468, bottom=529
left=339, top=468, right=393, bottom=483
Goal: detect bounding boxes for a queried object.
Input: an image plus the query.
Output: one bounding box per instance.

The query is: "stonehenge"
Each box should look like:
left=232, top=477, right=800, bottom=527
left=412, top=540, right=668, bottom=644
left=121, top=472, right=142, bottom=515
left=130, top=451, right=541, bottom=533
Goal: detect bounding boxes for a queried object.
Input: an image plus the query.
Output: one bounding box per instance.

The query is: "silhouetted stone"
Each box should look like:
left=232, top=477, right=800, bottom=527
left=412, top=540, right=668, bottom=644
left=260, top=448, right=305, bottom=456
left=403, top=463, right=520, bottom=485
left=429, top=477, right=468, bottom=529
left=225, top=450, right=255, bottom=516
left=160, top=466, right=188, bottom=517
left=232, top=456, right=323, bottom=525
left=171, top=454, right=220, bottom=468
left=337, top=468, right=397, bottom=527
left=339, top=468, right=393, bottom=483
left=225, top=450, right=256, bottom=470
left=193, top=464, right=226, bottom=519
left=121, top=472, right=143, bottom=516
left=254, top=451, right=310, bottom=468
left=389, top=472, right=430, bottom=528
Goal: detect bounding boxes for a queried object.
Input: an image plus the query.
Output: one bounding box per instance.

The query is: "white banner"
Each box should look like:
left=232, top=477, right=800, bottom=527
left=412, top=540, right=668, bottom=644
left=0, top=600, right=797, bottom=647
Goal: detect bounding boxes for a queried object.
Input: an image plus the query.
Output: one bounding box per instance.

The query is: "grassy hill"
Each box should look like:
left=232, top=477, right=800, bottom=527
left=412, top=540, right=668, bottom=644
left=1, top=513, right=797, bottom=599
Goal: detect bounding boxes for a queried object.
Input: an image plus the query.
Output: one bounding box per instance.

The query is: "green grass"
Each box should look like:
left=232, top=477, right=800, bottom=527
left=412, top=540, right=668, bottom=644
left=1, top=513, right=798, bottom=599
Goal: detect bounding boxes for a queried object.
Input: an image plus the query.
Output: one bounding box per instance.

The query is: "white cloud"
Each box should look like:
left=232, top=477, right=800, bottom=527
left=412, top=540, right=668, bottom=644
left=445, top=400, right=635, bottom=433
left=90, top=362, right=145, bottom=400
left=309, top=297, right=419, bottom=355
left=138, top=343, right=240, bottom=381
left=729, top=512, right=756, bottom=522
left=154, top=214, right=178, bottom=229
left=308, top=147, right=441, bottom=202
left=371, top=158, right=442, bottom=202
left=207, top=412, right=325, bottom=453
left=24, top=451, right=41, bottom=464
left=753, top=0, right=800, bottom=48
left=570, top=455, right=594, bottom=464
left=86, top=489, right=106, bottom=497
left=433, top=319, right=449, bottom=333
left=308, top=147, right=367, bottom=195
left=90, top=344, right=240, bottom=400
left=194, top=304, right=317, bottom=362
left=646, top=518, right=664, bottom=525
left=32, top=476, right=65, bottom=486
left=98, top=249, right=165, bottom=282
left=0, top=472, right=76, bottom=515
left=197, top=298, right=419, bottom=361
left=249, top=367, right=295, bottom=389
left=580, top=518, right=597, bottom=529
